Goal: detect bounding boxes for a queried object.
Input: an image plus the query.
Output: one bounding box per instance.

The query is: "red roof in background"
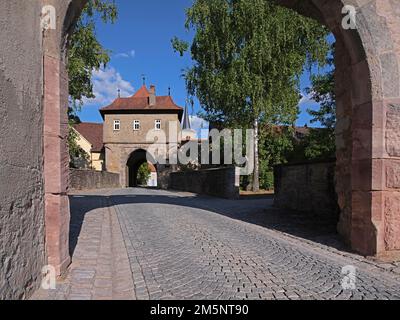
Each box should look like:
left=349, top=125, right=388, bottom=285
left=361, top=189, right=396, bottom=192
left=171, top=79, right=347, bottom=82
left=73, top=123, right=104, bottom=152
left=100, top=85, right=183, bottom=117
left=148, top=163, right=157, bottom=173
left=133, top=85, right=150, bottom=98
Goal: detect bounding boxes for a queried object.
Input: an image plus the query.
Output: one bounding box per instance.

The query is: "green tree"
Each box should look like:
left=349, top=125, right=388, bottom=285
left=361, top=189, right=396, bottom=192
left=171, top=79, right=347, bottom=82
left=67, top=0, right=118, bottom=164
left=137, top=163, right=151, bottom=186
left=303, top=45, right=336, bottom=160
left=68, top=0, right=118, bottom=110
left=171, top=36, right=189, bottom=57
left=173, top=0, right=329, bottom=191
left=259, top=125, right=293, bottom=189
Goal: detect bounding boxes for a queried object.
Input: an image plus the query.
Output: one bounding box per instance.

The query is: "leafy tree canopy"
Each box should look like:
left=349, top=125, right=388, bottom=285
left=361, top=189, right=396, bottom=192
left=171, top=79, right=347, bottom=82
left=67, top=0, right=118, bottom=164
left=174, top=0, right=329, bottom=126
left=303, top=44, right=336, bottom=160
left=137, top=163, right=151, bottom=186
left=306, top=46, right=336, bottom=131
left=173, top=0, right=330, bottom=190
left=68, top=0, right=118, bottom=113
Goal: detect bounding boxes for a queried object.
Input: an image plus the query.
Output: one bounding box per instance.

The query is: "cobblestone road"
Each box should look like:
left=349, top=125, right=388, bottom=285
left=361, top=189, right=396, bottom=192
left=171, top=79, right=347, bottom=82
left=33, top=188, right=400, bottom=300
left=113, top=188, right=400, bottom=300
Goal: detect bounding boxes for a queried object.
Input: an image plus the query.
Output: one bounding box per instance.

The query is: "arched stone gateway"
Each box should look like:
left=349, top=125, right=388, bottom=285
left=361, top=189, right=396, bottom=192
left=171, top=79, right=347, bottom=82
left=125, top=149, right=157, bottom=188
left=37, top=0, right=400, bottom=277
left=273, top=0, right=400, bottom=261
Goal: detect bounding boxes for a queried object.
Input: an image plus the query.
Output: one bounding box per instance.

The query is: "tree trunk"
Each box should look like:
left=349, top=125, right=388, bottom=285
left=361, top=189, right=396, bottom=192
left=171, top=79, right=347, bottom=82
left=253, top=117, right=260, bottom=192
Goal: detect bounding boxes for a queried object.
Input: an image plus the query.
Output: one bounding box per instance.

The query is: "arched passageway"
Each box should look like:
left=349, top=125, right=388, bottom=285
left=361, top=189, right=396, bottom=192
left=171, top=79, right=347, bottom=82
left=126, top=149, right=157, bottom=187
left=272, top=0, right=400, bottom=260
left=38, top=0, right=400, bottom=276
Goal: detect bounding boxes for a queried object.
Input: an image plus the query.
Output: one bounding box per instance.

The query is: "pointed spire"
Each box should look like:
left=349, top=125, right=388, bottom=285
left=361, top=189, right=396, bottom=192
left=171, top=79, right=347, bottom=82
left=182, top=99, right=191, bottom=130
left=141, top=74, right=146, bottom=86
left=117, top=88, right=121, bottom=98
left=168, top=86, right=171, bottom=96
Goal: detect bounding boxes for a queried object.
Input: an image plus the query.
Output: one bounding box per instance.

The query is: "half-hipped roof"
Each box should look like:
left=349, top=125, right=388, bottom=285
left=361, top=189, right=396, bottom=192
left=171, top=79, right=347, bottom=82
left=100, top=85, right=183, bottom=120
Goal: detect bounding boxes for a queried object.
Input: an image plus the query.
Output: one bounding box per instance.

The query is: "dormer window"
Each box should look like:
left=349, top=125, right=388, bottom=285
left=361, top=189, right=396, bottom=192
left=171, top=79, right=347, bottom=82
left=155, top=120, right=161, bottom=131
left=133, top=120, right=141, bottom=131
left=113, top=120, right=120, bottom=131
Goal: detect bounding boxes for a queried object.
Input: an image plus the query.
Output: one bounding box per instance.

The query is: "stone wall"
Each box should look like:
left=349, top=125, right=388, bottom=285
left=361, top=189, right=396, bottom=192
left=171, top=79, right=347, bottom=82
left=69, top=169, right=120, bottom=191
left=157, top=164, right=177, bottom=190
left=169, top=167, right=240, bottom=199
left=0, top=1, right=46, bottom=300
left=274, top=161, right=339, bottom=218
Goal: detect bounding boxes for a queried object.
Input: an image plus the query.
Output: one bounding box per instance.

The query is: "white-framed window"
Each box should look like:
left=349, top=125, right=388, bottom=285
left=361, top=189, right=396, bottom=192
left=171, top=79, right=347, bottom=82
left=113, top=120, right=121, bottom=131
left=133, top=120, right=141, bottom=131
left=155, top=120, right=162, bottom=131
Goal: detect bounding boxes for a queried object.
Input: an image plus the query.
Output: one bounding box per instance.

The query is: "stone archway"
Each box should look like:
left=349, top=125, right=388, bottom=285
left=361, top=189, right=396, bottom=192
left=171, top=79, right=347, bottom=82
left=272, top=0, right=400, bottom=260
left=126, top=149, right=157, bottom=187
left=45, top=0, right=400, bottom=278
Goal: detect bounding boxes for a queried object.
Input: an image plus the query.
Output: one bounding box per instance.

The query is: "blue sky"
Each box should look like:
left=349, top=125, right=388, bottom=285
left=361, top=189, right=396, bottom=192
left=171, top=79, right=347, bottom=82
left=78, top=0, right=332, bottom=130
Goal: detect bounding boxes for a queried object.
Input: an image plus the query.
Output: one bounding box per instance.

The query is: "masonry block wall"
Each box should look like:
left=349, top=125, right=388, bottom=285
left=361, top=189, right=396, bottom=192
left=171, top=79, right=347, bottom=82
left=169, top=167, right=240, bottom=199
left=335, top=0, right=400, bottom=259
left=157, top=164, right=177, bottom=190
left=0, top=1, right=46, bottom=299
left=275, top=0, right=400, bottom=259
left=69, top=169, right=120, bottom=190
left=42, top=0, right=79, bottom=279
left=274, top=161, right=340, bottom=218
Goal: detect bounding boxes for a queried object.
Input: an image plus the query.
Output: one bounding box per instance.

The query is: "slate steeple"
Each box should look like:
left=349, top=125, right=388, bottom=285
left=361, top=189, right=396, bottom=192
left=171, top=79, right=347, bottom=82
left=182, top=100, right=191, bottom=130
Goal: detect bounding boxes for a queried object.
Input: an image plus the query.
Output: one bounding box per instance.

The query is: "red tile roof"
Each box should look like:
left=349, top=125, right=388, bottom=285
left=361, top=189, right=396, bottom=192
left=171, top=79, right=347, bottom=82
left=73, top=123, right=104, bottom=152
left=100, top=85, right=183, bottom=118
left=133, top=85, right=150, bottom=98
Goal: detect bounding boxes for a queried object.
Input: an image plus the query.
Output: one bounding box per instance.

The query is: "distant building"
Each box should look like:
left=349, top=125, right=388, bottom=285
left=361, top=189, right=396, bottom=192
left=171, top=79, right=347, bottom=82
left=72, top=123, right=104, bottom=171
left=181, top=101, right=197, bottom=142
left=100, top=84, right=184, bottom=187
left=72, top=84, right=201, bottom=188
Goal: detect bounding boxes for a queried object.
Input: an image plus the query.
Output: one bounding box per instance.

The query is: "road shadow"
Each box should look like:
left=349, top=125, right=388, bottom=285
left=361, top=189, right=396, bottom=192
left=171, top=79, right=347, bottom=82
left=68, top=188, right=346, bottom=257
left=68, top=195, right=107, bottom=256
left=239, top=193, right=275, bottom=200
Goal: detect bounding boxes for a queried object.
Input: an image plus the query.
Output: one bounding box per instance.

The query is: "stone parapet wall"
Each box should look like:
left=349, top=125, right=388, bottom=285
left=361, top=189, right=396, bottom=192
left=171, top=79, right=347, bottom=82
left=274, top=161, right=339, bottom=218
left=157, top=164, right=177, bottom=190
left=169, top=167, right=240, bottom=199
left=69, top=169, right=121, bottom=191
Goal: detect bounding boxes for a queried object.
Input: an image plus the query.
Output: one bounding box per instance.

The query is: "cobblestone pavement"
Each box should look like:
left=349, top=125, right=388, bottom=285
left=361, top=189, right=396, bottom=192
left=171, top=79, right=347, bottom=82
left=33, top=188, right=400, bottom=300
left=32, top=194, right=135, bottom=300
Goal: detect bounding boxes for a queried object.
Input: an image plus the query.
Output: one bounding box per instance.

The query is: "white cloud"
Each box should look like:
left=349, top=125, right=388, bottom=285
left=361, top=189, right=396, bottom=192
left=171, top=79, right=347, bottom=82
left=190, top=115, right=209, bottom=139
left=115, top=53, right=129, bottom=58
left=83, top=66, right=135, bottom=106
left=299, top=91, right=315, bottom=106
left=115, top=49, right=136, bottom=59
